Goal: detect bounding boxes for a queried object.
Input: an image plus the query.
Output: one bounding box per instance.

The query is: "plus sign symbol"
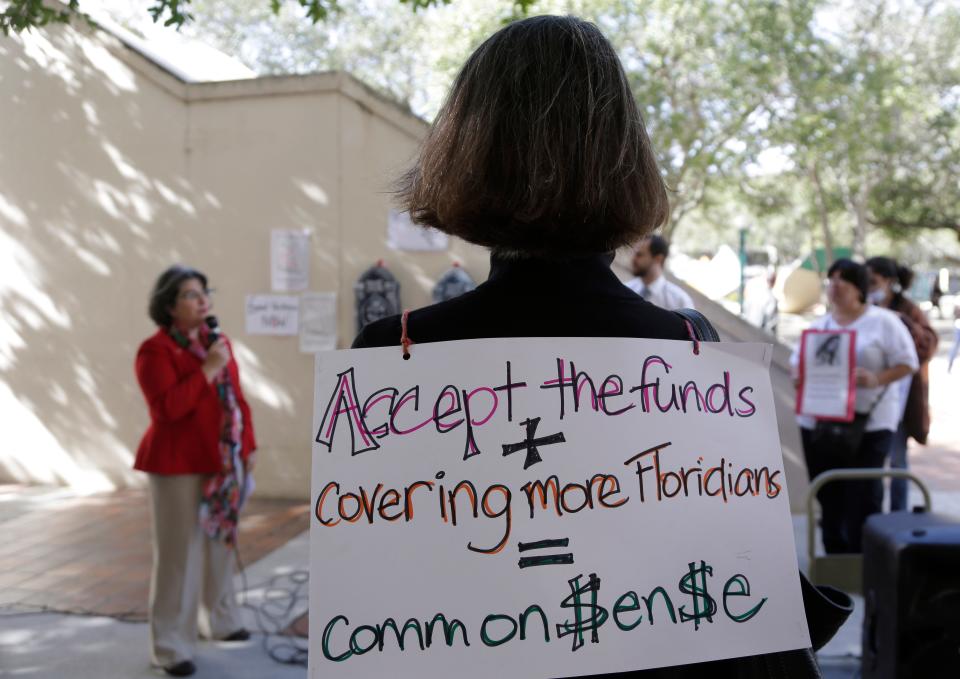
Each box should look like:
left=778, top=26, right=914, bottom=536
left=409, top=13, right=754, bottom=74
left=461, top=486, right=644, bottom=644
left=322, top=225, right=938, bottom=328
left=501, top=417, right=566, bottom=469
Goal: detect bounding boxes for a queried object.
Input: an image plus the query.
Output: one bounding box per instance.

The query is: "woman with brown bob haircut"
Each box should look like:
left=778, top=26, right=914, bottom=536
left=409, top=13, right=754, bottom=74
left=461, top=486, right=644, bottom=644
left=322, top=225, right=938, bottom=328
left=355, top=15, right=689, bottom=350
left=400, top=15, right=669, bottom=257
left=355, top=15, right=827, bottom=677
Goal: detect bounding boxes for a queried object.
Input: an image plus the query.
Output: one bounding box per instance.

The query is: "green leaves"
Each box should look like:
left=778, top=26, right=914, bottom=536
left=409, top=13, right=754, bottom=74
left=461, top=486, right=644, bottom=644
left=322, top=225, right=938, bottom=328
left=148, top=0, right=194, bottom=28
left=1, top=0, right=80, bottom=35
left=290, top=0, right=343, bottom=23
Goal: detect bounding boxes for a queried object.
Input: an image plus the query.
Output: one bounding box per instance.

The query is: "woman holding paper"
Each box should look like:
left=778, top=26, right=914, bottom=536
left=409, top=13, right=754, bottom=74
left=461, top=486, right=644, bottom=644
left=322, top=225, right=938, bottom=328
left=134, top=265, right=256, bottom=677
left=353, top=14, right=835, bottom=679
left=792, top=259, right=918, bottom=554
left=865, top=257, right=938, bottom=511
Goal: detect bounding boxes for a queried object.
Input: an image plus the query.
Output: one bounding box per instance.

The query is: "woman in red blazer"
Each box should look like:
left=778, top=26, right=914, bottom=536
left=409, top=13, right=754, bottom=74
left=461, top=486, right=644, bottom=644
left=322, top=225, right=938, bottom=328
left=135, top=265, right=256, bottom=677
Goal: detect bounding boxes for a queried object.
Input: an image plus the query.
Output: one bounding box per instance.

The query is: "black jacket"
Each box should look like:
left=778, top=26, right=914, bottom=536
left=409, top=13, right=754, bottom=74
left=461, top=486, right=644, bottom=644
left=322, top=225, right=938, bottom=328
left=353, top=253, right=822, bottom=679
left=353, top=253, right=688, bottom=349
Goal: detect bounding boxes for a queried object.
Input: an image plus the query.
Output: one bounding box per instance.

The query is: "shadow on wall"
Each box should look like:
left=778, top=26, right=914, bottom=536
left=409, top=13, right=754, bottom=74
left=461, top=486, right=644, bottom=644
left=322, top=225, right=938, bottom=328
left=0, top=23, right=321, bottom=491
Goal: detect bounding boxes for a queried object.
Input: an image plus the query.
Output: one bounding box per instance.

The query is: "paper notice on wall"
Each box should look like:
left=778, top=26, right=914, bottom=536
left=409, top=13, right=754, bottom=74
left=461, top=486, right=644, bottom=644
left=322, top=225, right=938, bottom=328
left=387, top=209, right=449, bottom=251
left=308, top=337, right=808, bottom=678
left=300, top=292, right=338, bottom=353
left=271, top=229, right=311, bottom=291
left=245, top=294, right=299, bottom=335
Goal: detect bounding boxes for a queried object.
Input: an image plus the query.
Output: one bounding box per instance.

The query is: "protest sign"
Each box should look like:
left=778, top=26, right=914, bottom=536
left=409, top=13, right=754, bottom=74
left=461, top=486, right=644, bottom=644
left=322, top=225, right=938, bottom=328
left=796, top=329, right=856, bottom=421
left=309, top=337, right=808, bottom=678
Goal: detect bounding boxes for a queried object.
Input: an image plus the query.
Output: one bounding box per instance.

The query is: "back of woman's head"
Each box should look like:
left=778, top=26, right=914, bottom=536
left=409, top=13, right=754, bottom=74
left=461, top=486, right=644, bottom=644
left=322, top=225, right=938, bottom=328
left=866, top=255, right=913, bottom=296
left=866, top=256, right=898, bottom=281
left=896, top=265, right=914, bottom=292
left=398, top=15, right=669, bottom=258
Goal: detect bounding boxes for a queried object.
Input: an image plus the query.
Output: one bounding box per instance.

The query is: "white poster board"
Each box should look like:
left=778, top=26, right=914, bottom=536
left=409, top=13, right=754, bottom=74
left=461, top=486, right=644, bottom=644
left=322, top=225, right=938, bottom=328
left=271, top=229, right=311, bottom=291
left=245, top=294, right=299, bottom=335
left=309, top=338, right=808, bottom=678
left=387, top=209, right=449, bottom=251
left=300, top=292, right=338, bottom=353
left=796, top=329, right=856, bottom=421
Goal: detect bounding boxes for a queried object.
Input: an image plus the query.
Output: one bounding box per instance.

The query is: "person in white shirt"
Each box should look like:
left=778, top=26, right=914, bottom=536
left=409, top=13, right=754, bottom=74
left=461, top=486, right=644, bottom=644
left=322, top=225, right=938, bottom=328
left=625, top=234, right=695, bottom=310
left=790, top=258, right=918, bottom=554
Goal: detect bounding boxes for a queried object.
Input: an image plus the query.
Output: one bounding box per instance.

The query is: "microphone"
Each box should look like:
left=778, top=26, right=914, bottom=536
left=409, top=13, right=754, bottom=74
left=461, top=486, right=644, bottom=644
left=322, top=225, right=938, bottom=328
left=205, top=315, right=221, bottom=343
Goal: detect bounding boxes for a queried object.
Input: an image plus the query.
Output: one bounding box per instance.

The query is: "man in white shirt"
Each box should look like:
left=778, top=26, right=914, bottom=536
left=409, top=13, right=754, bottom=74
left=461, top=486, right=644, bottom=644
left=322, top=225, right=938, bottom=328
left=625, top=235, right=695, bottom=310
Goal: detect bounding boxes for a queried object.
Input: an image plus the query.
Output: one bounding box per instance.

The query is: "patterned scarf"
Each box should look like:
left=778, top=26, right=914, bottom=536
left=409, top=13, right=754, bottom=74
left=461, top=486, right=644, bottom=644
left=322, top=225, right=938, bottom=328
left=169, top=326, right=248, bottom=547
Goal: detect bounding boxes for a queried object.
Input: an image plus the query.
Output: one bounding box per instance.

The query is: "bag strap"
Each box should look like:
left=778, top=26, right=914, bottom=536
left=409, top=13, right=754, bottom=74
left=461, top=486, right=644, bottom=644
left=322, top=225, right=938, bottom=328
left=862, top=384, right=889, bottom=416
left=673, top=308, right=720, bottom=342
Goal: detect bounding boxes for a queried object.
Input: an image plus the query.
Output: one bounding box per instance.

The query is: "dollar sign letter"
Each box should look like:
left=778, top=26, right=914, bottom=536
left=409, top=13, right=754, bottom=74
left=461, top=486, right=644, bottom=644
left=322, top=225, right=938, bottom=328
left=678, top=560, right=718, bottom=630
left=556, top=572, right=609, bottom=651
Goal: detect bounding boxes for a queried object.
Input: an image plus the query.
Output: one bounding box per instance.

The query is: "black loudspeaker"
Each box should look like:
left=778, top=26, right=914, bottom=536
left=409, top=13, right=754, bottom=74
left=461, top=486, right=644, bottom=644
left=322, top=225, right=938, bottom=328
left=861, top=510, right=960, bottom=678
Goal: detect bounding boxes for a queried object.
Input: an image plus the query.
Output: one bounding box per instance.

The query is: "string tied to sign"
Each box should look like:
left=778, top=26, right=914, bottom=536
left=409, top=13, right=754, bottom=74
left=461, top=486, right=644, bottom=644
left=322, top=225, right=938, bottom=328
left=400, top=309, right=414, bottom=360
left=681, top=318, right=701, bottom=356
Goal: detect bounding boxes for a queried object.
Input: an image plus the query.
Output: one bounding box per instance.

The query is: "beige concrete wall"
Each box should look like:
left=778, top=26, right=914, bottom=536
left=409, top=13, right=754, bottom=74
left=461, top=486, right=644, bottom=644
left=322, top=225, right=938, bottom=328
left=0, top=23, right=190, bottom=492
left=0, top=20, right=488, bottom=498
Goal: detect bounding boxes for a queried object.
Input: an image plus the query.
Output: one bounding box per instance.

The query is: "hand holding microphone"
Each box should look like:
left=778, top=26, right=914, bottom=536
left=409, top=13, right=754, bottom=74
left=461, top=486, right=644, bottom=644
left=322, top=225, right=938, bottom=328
left=202, top=315, right=231, bottom=381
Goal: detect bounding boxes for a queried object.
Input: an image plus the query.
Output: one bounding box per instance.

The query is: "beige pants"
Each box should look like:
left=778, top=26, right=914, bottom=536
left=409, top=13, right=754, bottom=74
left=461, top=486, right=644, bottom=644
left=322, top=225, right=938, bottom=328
left=147, top=474, right=244, bottom=667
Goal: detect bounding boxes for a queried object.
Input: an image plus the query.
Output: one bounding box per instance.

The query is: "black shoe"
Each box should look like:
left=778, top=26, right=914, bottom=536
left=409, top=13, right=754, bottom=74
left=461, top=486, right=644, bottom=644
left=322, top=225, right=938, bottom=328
left=163, top=660, right=196, bottom=677
left=222, top=628, right=250, bottom=642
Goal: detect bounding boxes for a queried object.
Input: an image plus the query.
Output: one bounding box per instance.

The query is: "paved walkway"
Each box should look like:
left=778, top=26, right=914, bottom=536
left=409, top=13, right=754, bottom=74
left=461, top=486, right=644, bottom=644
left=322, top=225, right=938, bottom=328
left=1, top=526, right=312, bottom=678
left=0, top=485, right=309, bottom=622
left=0, top=485, right=311, bottom=677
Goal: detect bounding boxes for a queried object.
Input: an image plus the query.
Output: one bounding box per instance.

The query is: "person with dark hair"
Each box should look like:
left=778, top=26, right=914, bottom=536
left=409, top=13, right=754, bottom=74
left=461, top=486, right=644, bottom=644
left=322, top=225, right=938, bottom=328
left=358, top=15, right=685, bottom=352
left=866, top=256, right=938, bottom=511
left=134, top=265, right=256, bottom=677
left=930, top=278, right=944, bottom=318
left=354, top=14, right=833, bottom=677
left=625, top=234, right=695, bottom=310
left=791, top=259, right=918, bottom=553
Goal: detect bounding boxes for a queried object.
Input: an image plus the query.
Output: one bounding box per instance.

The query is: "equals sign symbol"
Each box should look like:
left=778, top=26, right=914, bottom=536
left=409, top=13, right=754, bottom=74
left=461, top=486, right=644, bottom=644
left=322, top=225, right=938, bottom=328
left=517, top=538, right=573, bottom=569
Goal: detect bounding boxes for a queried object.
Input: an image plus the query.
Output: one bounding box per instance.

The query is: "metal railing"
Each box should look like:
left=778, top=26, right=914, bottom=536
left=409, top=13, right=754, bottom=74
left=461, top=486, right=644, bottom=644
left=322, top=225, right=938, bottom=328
left=806, top=469, right=932, bottom=594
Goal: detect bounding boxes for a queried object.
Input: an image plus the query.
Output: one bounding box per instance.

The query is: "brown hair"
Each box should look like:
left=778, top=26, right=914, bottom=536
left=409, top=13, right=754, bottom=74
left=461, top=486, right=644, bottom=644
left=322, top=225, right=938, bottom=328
left=148, top=265, right=208, bottom=327
left=396, top=15, right=669, bottom=258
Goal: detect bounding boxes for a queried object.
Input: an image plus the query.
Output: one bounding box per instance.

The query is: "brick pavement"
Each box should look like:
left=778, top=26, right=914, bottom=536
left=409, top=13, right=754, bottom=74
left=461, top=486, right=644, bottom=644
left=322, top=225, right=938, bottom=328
left=0, top=485, right=309, bottom=621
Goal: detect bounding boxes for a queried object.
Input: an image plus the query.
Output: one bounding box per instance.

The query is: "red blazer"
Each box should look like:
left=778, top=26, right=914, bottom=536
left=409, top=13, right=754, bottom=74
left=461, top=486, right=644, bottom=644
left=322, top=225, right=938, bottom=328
left=134, top=328, right=257, bottom=475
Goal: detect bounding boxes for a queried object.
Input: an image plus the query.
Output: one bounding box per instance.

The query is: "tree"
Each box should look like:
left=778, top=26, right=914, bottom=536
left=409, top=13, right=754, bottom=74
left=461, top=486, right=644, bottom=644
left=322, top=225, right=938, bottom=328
left=599, top=0, right=813, bottom=239
left=750, top=0, right=960, bottom=259
left=864, top=4, right=960, bottom=240
left=817, top=0, right=960, bottom=256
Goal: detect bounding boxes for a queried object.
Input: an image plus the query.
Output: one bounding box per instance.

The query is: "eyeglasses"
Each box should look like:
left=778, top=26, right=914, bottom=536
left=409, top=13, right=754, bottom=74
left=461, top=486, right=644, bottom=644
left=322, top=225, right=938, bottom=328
left=178, top=288, right=215, bottom=302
